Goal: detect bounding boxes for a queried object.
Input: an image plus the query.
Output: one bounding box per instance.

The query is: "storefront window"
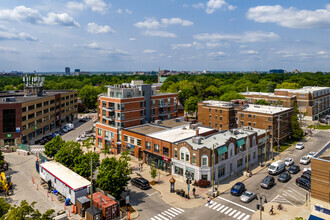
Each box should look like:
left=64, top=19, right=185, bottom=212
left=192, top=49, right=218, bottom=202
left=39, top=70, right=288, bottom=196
left=218, top=165, right=225, bottom=178
left=202, top=175, right=208, bottom=180
left=175, top=166, right=183, bottom=176
left=192, top=154, right=196, bottom=164
left=237, top=158, right=243, bottom=168
left=98, top=138, right=102, bottom=148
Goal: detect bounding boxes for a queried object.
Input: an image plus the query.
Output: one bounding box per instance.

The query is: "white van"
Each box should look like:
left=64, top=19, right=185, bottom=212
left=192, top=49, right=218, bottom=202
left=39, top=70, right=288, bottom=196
left=268, top=160, right=286, bottom=175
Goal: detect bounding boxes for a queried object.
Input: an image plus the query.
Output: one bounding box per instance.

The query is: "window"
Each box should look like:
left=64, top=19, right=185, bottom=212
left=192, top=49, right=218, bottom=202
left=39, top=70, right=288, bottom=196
left=220, top=124, right=222, bottom=128
left=185, top=153, right=189, bottom=162
left=201, top=155, right=208, bottom=166
left=253, top=122, right=256, bottom=127
left=154, top=144, right=159, bottom=152
left=220, top=116, right=222, bottom=121
left=22, top=116, right=26, bottom=121
left=168, top=107, right=171, bottom=112
left=36, top=103, right=42, bottom=108
left=269, top=125, right=272, bottom=130
left=98, top=129, right=102, bottom=136
left=215, top=115, right=217, bottom=120
left=218, top=153, right=225, bottom=161
left=268, top=117, right=272, bottom=122
left=168, top=98, right=171, bottom=104
left=152, top=109, right=156, bottom=114
left=215, top=123, right=217, bottom=127
left=248, top=122, right=252, bottom=126
left=192, top=154, right=196, bottom=164
left=22, top=107, right=27, bottom=112
left=253, top=115, right=256, bottom=118
left=98, top=138, right=102, bottom=148
left=241, top=113, right=244, bottom=118
left=152, top=100, right=156, bottom=106
left=237, top=158, right=243, bottom=168
left=140, top=102, right=144, bottom=108
left=218, top=165, right=225, bottom=178
left=130, top=137, right=134, bottom=144
left=174, top=148, right=178, bottom=158
left=124, top=135, right=128, bottom=142
left=248, top=114, right=251, bottom=118
left=209, top=115, right=212, bottom=119
left=220, top=110, right=222, bottom=114
left=28, top=105, right=35, bottom=111
left=181, top=152, right=184, bottom=161
left=105, top=131, right=109, bottom=138
left=146, top=142, right=151, bottom=150
left=163, top=147, right=169, bottom=156
left=209, top=122, right=212, bottom=127
left=209, top=108, right=211, bottom=113
left=241, top=121, right=244, bottom=126
left=137, top=139, right=141, bottom=146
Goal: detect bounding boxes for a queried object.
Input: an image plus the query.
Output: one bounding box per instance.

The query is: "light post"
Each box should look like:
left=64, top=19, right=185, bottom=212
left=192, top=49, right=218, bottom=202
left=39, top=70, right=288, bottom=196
left=212, top=143, right=215, bottom=193
left=246, top=133, right=249, bottom=173
left=264, top=129, right=268, bottom=163
left=256, top=194, right=267, bottom=220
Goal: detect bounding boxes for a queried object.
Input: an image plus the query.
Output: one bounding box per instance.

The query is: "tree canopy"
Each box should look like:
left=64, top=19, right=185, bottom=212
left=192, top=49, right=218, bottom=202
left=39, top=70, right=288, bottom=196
left=291, top=102, right=304, bottom=140
left=73, top=152, right=100, bottom=179
left=54, top=141, right=83, bottom=170
left=255, top=99, right=271, bottom=105
left=44, top=136, right=66, bottom=158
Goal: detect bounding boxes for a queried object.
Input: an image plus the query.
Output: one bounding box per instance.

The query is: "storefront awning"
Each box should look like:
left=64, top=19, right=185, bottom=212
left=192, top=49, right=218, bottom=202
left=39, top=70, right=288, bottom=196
left=217, top=146, right=228, bottom=155
left=236, top=139, right=245, bottom=147
left=104, top=138, right=112, bottom=142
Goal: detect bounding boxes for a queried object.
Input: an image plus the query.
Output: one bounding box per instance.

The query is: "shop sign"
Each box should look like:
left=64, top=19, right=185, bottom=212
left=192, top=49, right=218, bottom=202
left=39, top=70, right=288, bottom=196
left=34, top=126, right=37, bottom=130
left=16, top=127, right=20, bottom=133
left=163, top=157, right=170, bottom=162
left=98, top=136, right=103, bottom=139
left=7, top=133, right=12, bottom=138
left=186, top=167, right=194, bottom=172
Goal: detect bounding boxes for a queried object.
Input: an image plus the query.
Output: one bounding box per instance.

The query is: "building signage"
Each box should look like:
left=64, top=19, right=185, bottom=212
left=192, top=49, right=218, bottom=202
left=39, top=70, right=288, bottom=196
left=16, top=127, right=21, bottom=133
left=34, top=126, right=37, bottom=130
left=163, top=157, right=170, bottom=162
left=186, top=167, right=194, bottom=172
left=98, top=136, right=103, bottom=139
left=6, top=134, right=12, bottom=138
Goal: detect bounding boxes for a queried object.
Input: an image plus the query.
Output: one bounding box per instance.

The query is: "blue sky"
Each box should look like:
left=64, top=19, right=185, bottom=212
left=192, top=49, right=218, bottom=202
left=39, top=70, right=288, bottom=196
left=0, top=0, right=330, bottom=72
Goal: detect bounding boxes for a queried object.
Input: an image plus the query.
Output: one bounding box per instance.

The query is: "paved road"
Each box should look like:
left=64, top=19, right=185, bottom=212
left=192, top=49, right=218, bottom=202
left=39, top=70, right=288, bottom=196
left=129, top=184, right=185, bottom=220
left=61, top=118, right=94, bottom=142
left=175, top=130, right=330, bottom=220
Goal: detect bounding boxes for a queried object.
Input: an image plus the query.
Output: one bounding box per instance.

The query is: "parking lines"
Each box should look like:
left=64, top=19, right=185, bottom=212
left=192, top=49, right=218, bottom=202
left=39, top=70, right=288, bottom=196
left=288, top=187, right=307, bottom=198
left=271, top=194, right=296, bottom=207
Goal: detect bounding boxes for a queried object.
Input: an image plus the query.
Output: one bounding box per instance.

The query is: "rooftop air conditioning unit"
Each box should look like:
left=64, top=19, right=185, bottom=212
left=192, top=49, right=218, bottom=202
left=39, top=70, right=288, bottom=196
left=234, top=130, right=239, bottom=135
left=192, top=136, right=203, bottom=144
left=155, top=120, right=162, bottom=124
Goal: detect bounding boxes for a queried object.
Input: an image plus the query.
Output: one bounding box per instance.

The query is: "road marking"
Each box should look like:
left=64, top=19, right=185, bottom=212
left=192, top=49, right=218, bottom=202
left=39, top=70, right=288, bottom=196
left=148, top=192, right=158, bottom=196
left=237, top=213, right=246, bottom=220
left=150, top=218, right=156, bottom=220
left=167, top=209, right=178, bottom=216
left=162, top=212, right=173, bottom=218
left=271, top=194, right=296, bottom=207
left=225, top=208, right=233, bottom=215
left=229, top=210, right=237, bottom=216
left=157, top=214, right=169, bottom=220
left=174, top=207, right=184, bottom=212
left=213, top=204, right=221, bottom=210
left=217, top=205, right=225, bottom=212
left=153, top=216, right=162, bottom=220
left=233, top=211, right=241, bottom=218
left=164, top=211, right=175, bottom=217
left=205, top=200, right=214, bottom=207
left=242, top=214, right=250, bottom=220
left=169, top=208, right=182, bottom=215
left=221, top=207, right=229, bottom=213
left=216, top=196, right=255, bottom=213
left=288, top=187, right=306, bottom=198
left=284, top=192, right=302, bottom=202
left=209, top=202, right=218, bottom=208
left=171, top=207, right=183, bottom=213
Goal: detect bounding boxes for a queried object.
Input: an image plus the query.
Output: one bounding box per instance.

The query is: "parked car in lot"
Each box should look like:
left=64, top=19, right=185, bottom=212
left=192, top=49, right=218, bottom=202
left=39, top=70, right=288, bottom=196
left=295, top=143, right=304, bottom=150
left=285, top=158, right=294, bottom=166
left=278, top=172, right=291, bottom=183
left=303, top=168, right=311, bottom=173
left=240, top=191, right=256, bottom=203
left=301, top=170, right=311, bottom=181
left=300, top=155, right=311, bottom=165
left=130, top=177, right=150, bottom=190
left=231, top=182, right=246, bottom=196
left=288, top=165, right=301, bottom=174
left=261, top=176, right=275, bottom=189
left=296, top=177, right=311, bottom=190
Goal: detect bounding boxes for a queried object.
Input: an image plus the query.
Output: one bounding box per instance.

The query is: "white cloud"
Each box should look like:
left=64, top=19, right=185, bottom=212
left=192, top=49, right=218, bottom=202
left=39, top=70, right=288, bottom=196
left=0, top=30, right=37, bottom=41
left=240, top=50, right=259, bottom=55
left=0, top=46, right=18, bottom=53
left=317, top=51, right=327, bottom=55
left=206, top=42, right=222, bottom=48
left=144, top=30, right=177, bottom=38
left=125, top=9, right=132, bottom=14
left=83, top=0, right=109, bottom=13
left=129, top=37, right=136, bottom=41
left=134, top=18, right=160, bottom=29
left=194, top=31, right=279, bottom=43
left=116, top=8, right=122, bottom=14
left=192, top=3, right=204, bottom=9
left=208, top=51, right=226, bottom=57
left=143, top=49, right=156, bottom=54
left=66, top=1, right=86, bottom=11
left=87, top=42, right=101, bottom=49
left=206, top=0, right=236, bottom=14
left=87, top=22, right=115, bottom=33
left=116, top=8, right=132, bottom=14
left=247, top=5, right=330, bottom=29
left=171, top=41, right=202, bottom=49
left=161, top=18, right=193, bottom=26
left=0, top=6, right=79, bottom=27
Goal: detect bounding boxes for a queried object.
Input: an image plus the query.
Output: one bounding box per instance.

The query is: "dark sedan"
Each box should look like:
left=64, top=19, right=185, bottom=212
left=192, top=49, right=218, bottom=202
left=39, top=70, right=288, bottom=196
left=261, top=176, right=275, bottom=189
left=288, top=165, right=300, bottom=174
left=231, top=182, right=246, bottom=196
left=278, top=172, right=291, bottom=183
left=301, top=172, right=311, bottom=181
left=296, top=177, right=311, bottom=190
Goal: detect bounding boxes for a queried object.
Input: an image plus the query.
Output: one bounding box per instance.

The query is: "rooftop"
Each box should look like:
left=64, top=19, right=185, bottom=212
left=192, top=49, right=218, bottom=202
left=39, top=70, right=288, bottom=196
left=241, top=104, right=292, bottom=114
left=200, top=100, right=233, bottom=108
left=314, top=141, right=330, bottom=161
left=41, top=161, right=90, bottom=191
left=124, top=124, right=168, bottom=135
left=240, top=91, right=289, bottom=98
left=150, top=119, right=189, bottom=128
left=0, top=90, right=75, bottom=104
left=275, top=86, right=329, bottom=93
left=184, top=127, right=267, bottom=151
left=148, top=125, right=214, bottom=143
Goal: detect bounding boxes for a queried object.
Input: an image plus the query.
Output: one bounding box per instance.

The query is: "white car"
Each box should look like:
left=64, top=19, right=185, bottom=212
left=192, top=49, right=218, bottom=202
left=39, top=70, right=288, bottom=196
left=300, top=156, right=311, bottom=165
left=296, top=143, right=304, bottom=150
left=285, top=158, right=294, bottom=166
left=76, top=136, right=82, bottom=141
left=303, top=167, right=311, bottom=173
left=308, top=152, right=315, bottom=158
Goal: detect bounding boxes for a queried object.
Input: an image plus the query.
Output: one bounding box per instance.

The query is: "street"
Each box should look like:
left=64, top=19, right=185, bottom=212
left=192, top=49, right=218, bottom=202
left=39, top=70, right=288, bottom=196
left=61, top=117, right=94, bottom=142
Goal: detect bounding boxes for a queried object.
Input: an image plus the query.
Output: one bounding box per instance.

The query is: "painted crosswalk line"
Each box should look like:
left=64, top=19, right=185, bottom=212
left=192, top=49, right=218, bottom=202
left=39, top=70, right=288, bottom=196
left=149, top=207, right=184, bottom=220
left=224, top=208, right=233, bottom=215
left=242, top=215, right=251, bottom=220
left=229, top=209, right=237, bottom=216
left=237, top=213, right=246, bottom=220
left=233, top=211, right=241, bottom=218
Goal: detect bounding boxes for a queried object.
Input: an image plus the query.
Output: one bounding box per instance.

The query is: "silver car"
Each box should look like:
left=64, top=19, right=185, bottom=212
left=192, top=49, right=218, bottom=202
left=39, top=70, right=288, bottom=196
left=296, top=143, right=304, bottom=150
left=240, top=191, right=256, bottom=203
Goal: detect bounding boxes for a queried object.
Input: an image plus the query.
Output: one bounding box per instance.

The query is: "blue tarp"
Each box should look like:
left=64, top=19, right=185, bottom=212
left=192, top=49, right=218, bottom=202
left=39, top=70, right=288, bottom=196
left=308, top=215, right=325, bottom=220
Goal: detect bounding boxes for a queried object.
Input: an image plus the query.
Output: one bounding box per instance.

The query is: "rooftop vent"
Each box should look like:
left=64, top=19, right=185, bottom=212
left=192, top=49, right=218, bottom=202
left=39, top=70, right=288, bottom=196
left=2, top=97, right=16, bottom=102
left=254, top=105, right=261, bottom=108
left=192, top=136, right=203, bottom=144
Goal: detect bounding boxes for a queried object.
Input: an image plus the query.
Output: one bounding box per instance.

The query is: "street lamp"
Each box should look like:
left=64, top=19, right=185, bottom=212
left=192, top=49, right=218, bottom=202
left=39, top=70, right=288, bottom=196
left=256, top=194, right=267, bottom=220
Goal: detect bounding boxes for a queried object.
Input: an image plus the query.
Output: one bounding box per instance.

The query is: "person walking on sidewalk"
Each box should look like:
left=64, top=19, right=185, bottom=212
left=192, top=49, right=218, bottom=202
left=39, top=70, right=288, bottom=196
left=192, top=187, right=196, bottom=197
left=207, top=197, right=210, bottom=205
left=138, top=164, right=141, bottom=172
left=269, top=205, right=274, bottom=215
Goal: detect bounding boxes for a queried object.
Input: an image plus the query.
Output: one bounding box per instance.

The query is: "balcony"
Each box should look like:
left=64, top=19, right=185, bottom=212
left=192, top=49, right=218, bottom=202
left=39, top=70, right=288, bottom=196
left=103, top=116, right=115, bottom=121
left=104, top=106, right=115, bottom=112
left=159, top=103, right=168, bottom=107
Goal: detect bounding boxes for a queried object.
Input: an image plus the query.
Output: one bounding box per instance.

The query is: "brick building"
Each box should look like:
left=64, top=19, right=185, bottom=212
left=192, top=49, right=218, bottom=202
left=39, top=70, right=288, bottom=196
left=0, top=87, right=77, bottom=146
left=198, top=100, right=293, bottom=145
left=241, top=86, right=330, bottom=120
left=95, top=80, right=179, bottom=153
left=172, top=127, right=269, bottom=182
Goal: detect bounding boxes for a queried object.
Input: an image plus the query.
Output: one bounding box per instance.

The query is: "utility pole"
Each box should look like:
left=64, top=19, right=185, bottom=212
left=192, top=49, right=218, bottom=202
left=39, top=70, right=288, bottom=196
left=212, top=143, right=215, bottom=194
left=277, top=115, right=281, bottom=151
left=264, top=129, right=268, bottom=162
left=246, top=133, right=249, bottom=173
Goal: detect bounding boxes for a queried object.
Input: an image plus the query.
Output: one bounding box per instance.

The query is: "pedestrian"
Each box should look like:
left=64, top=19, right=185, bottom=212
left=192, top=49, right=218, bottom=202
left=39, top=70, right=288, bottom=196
left=207, top=197, right=210, bottom=205
left=138, top=164, right=141, bottom=172
left=269, top=205, right=274, bottom=215
left=192, top=187, right=196, bottom=197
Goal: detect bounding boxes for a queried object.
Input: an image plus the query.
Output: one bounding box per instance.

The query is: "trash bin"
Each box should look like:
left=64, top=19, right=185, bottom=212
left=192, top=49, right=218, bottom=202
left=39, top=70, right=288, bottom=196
left=65, top=198, right=70, bottom=206
left=53, top=189, right=58, bottom=195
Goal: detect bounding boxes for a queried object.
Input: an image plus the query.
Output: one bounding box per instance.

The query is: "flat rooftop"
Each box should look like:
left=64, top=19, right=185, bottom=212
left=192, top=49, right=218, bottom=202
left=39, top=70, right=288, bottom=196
left=200, top=100, right=233, bottom=108
left=150, top=119, right=189, bottom=128
left=241, top=104, right=292, bottom=114
left=124, top=124, right=168, bottom=135
left=314, top=142, right=330, bottom=161
left=275, top=86, right=329, bottom=93
left=148, top=125, right=214, bottom=143
left=184, top=127, right=266, bottom=150
left=41, top=161, right=90, bottom=191
left=0, top=90, right=75, bottom=104
left=240, top=92, right=289, bottom=98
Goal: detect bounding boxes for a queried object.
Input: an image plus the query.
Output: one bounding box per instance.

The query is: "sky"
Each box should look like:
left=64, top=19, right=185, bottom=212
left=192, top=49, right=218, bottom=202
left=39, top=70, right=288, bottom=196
left=0, top=0, right=330, bottom=72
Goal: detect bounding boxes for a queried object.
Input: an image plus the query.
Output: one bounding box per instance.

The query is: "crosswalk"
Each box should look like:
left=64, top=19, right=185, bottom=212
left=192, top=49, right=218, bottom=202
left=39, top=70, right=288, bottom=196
left=150, top=207, right=184, bottom=220
left=205, top=199, right=252, bottom=220
left=271, top=186, right=306, bottom=207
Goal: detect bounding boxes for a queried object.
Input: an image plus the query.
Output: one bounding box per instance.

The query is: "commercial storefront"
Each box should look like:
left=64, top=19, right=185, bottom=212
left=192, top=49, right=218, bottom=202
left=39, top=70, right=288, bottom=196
left=144, top=151, right=171, bottom=173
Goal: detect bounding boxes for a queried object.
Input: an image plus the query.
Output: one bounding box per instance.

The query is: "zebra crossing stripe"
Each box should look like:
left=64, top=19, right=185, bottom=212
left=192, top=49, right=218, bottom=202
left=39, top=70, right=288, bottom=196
left=161, top=212, right=172, bottom=219
left=233, top=211, right=241, bottom=218
left=174, top=207, right=184, bottom=212
left=217, top=205, right=225, bottom=212
left=150, top=218, right=156, bottom=220
left=169, top=207, right=182, bottom=214
left=221, top=207, right=229, bottom=213
left=164, top=211, right=175, bottom=217
left=167, top=209, right=179, bottom=216
left=153, top=216, right=162, bottom=220
left=229, top=210, right=237, bottom=216
left=209, top=202, right=217, bottom=208
left=225, top=208, right=233, bottom=215
left=171, top=207, right=183, bottom=213
left=157, top=214, right=169, bottom=220
left=237, top=213, right=246, bottom=220
left=242, top=214, right=250, bottom=220
left=213, top=204, right=221, bottom=210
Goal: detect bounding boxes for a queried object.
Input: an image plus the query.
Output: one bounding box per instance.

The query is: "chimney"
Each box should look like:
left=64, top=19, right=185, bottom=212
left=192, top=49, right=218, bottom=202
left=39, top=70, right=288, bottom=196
left=196, top=128, right=199, bottom=136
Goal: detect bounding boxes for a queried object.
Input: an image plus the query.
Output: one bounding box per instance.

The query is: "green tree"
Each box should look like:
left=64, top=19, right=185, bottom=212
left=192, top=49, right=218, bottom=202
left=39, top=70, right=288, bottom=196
left=96, top=151, right=131, bottom=197
left=78, top=85, right=102, bottom=109
left=255, top=99, right=271, bottom=105
left=276, top=82, right=301, bottom=89
left=73, top=152, right=100, bottom=178
left=291, top=102, right=304, bottom=140
left=219, top=91, right=245, bottom=101
left=184, top=96, right=199, bottom=115
left=44, top=136, right=66, bottom=158
left=0, top=150, right=4, bottom=165
left=55, top=141, right=83, bottom=170
left=3, top=85, right=15, bottom=91
left=16, top=84, right=24, bottom=90
left=82, top=137, right=94, bottom=151
left=1, top=200, right=54, bottom=220
left=0, top=197, right=11, bottom=217
left=266, top=82, right=276, bottom=93
left=150, top=167, right=158, bottom=180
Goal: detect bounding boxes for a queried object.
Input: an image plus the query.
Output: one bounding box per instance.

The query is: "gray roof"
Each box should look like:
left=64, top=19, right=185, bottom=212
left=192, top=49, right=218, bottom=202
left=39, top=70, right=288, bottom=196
left=150, top=120, right=189, bottom=128
left=124, top=124, right=168, bottom=135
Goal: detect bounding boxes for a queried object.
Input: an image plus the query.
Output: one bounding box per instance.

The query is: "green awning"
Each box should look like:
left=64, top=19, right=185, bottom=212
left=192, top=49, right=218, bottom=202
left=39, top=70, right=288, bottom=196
left=217, top=146, right=228, bottom=155
left=236, top=139, right=245, bottom=147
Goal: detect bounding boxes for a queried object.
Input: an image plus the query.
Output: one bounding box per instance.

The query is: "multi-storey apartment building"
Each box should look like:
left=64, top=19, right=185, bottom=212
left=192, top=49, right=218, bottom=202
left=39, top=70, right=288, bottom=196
left=0, top=77, right=78, bottom=146
left=95, top=80, right=178, bottom=153
left=241, top=86, right=330, bottom=120
left=198, top=100, right=293, bottom=145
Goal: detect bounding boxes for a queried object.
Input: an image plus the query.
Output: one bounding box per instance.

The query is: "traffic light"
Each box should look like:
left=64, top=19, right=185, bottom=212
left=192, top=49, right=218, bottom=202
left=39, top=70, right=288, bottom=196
left=256, top=204, right=260, bottom=210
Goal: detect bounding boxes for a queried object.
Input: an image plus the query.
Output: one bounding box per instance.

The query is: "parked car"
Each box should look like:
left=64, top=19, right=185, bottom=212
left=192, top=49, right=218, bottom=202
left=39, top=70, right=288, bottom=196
left=301, top=170, right=311, bottom=181
left=303, top=169, right=311, bottom=175
left=76, top=136, right=82, bottom=142
left=84, top=130, right=93, bottom=137
left=278, top=172, right=291, bottom=183
left=62, top=127, right=69, bottom=133
left=79, top=118, right=87, bottom=122
left=303, top=168, right=311, bottom=173
left=308, top=152, right=315, bottom=158
left=50, top=133, right=56, bottom=138
left=261, top=176, right=275, bottom=189
left=285, top=158, right=294, bottom=166
left=288, top=165, right=301, bottom=174
left=300, top=156, right=311, bottom=165
left=240, top=191, right=256, bottom=203
left=296, top=143, right=304, bottom=150
left=130, top=177, right=150, bottom=190
left=54, top=131, right=61, bottom=136
left=231, top=182, right=245, bottom=196
left=296, top=177, right=311, bottom=190
left=268, top=160, right=286, bottom=175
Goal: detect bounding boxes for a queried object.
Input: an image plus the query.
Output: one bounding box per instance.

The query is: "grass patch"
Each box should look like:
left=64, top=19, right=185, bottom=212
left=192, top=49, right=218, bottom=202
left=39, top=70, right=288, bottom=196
left=308, top=124, right=330, bottom=129
left=274, top=139, right=300, bottom=153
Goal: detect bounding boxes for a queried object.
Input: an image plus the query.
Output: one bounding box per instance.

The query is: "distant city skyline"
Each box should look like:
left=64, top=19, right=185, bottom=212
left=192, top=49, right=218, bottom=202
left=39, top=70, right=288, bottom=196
left=0, top=0, right=329, bottom=72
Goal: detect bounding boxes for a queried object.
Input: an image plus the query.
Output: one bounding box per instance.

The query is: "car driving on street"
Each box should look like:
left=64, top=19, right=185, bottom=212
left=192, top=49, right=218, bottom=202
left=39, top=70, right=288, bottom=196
left=261, top=176, right=275, bottom=189
left=231, top=182, right=246, bottom=196
left=300, top=155, right=311, bottom=165
left=295, top=143, right=304, bottom=150
left=240, top=191, right=257, bottom=203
